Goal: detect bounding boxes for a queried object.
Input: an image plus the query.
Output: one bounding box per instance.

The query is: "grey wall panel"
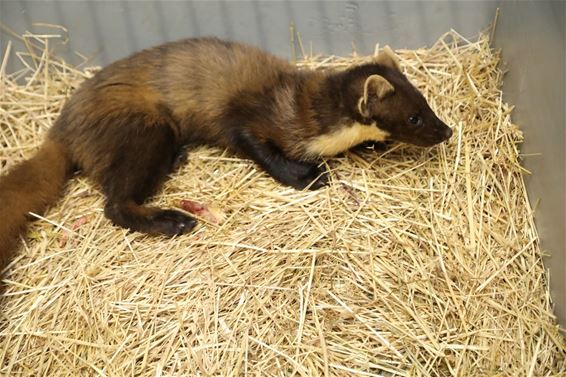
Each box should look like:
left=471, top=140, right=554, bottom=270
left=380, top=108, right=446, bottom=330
left=2, top=1, right=499, bottom=69
left=494, top=1, right=566, bottom=328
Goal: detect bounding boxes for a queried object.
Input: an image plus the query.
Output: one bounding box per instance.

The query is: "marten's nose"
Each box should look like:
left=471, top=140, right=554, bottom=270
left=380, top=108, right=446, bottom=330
left=443, top=127, right=453, bottom=140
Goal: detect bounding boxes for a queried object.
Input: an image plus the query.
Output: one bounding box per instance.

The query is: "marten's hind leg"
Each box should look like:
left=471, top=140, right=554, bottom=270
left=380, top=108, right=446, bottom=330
left=97, top=121, right=196, bottom=236
left=104, top=200, right=196, bottom=236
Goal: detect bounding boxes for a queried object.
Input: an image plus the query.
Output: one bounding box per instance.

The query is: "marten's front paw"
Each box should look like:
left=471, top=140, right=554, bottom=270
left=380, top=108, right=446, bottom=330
left=266, top=158, right=328, bottom=191
left=149, top=210, right=197, bottom=236
left=302, top=165, right=328, bottom=190
left=288, top=163, right=328, bottom=190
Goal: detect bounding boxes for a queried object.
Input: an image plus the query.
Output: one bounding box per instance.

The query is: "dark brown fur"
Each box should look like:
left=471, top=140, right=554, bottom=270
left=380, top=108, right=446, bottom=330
left=0, top=38, right=451, bottom=270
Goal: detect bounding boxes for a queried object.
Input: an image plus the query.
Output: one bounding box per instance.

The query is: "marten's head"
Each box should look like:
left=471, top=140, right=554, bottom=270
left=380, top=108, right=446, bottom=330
left=350, top=47, right=452, bottom=147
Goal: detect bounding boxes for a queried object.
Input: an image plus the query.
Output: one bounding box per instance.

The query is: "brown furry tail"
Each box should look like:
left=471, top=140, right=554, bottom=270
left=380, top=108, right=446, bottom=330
left=0, top=139, right=73, bottom=271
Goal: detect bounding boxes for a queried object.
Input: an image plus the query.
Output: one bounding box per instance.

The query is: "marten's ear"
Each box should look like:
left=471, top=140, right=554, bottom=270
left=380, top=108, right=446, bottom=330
left=357, top=74, right=395, bottom=117
left=376, top=45, right=401, bottom=71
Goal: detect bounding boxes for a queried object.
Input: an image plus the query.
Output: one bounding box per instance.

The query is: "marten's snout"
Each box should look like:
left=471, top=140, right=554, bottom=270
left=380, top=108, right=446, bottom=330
left=440, top=124, right=453, bottom=141
left=432, top=116, right=452, bottom=142
left=443, top=126, right=453, bottom=140
left=421, top=120, right=453, bottom=146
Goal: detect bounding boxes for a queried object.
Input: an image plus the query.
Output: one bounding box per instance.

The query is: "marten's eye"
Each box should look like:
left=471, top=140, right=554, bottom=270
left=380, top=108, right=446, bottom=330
left=408, top=116, right=423, bottom=127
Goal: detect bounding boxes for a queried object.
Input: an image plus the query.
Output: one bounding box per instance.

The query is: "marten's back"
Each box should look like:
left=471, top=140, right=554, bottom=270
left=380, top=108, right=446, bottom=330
left=75, top=38, right=294, bottom=118
left=51, top=38, right=301, bottom=160
left=156, top=38, right=296, bottom=121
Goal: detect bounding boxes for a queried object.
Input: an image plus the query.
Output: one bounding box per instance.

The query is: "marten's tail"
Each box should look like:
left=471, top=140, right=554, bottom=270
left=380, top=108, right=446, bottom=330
left=0, top=139, right=73, bottom=271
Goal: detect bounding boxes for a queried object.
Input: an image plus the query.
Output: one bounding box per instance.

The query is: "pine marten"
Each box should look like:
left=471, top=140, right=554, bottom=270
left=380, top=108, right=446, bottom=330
left=0, top=38, right=452, bottom=268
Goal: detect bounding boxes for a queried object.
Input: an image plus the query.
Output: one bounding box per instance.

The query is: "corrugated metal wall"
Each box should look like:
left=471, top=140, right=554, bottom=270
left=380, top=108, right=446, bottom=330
left=1, top=0, right=564, bottom=328
left=1, top=1, right=499, bottom=67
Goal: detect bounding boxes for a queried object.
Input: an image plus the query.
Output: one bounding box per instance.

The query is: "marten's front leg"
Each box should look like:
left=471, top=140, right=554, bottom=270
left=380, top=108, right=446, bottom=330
left=233, top=130, right=328, bottom=190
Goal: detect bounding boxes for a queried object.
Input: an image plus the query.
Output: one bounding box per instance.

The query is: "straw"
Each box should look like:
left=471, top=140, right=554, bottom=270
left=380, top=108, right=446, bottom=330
left=0, top=29, right=565, bottom=376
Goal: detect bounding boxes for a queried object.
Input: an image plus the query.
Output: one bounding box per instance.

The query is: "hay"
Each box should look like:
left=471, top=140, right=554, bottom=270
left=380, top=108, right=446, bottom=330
left=1, top=29, right=565, bottom=376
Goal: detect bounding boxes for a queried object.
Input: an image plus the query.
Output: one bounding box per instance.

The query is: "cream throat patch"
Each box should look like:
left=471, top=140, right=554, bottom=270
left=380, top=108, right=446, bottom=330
left=305, top=121, right=390, bottom=157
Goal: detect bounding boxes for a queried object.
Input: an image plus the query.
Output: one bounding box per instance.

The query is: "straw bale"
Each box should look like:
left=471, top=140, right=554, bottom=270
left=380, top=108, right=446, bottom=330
left=0, top=30, right=565, bottom=376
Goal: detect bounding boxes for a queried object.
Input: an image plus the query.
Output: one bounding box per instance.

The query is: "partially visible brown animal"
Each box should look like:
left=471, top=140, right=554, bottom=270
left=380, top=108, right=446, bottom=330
left=0, top=38, right=452, bottom=269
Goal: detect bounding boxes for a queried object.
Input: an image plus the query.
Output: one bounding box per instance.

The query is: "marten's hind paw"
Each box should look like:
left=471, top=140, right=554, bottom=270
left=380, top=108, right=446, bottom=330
left=149, top=209, right=197, bottom=236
